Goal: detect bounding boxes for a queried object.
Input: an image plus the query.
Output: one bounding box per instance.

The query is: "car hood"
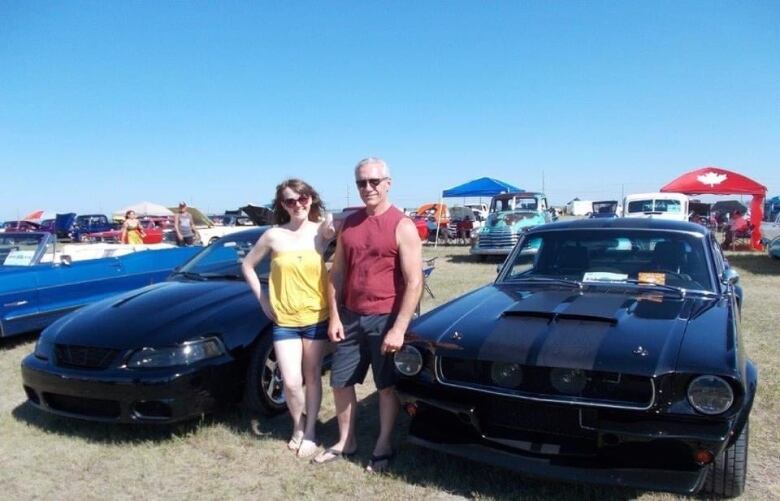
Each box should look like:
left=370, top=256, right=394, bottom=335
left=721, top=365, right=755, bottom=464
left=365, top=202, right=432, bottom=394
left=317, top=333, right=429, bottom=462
left=412, top=284, right=721, bottom=377
left=240, top=204, right=274, bottom=226
left=45, top=279, right=265, bottom=349
left=55, top=213, right=77, bottom=232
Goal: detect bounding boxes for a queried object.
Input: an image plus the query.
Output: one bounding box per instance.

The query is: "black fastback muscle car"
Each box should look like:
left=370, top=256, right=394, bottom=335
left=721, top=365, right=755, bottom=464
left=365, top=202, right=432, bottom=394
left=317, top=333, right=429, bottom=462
left=395, top=218, right=756, bottom=497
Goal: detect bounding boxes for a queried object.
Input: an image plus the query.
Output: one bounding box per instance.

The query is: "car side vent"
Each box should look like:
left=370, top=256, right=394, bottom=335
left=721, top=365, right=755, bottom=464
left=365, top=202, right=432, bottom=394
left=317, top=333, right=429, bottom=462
left=55, top=345, right=118, bottom=370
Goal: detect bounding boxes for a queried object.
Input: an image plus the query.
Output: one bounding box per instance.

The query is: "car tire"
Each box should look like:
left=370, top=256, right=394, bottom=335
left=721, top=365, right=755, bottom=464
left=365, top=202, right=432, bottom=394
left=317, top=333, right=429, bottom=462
left=702, top=420, right=748, bottom=498
left=244, top=333, right=286, bottom=416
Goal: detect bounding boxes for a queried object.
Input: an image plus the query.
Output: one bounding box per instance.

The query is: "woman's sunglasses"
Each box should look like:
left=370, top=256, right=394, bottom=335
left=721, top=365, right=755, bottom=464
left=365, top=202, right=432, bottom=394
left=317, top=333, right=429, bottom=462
left=355, top=177, right=388, bottom=189
left=282, top=194, right=310, bottom=208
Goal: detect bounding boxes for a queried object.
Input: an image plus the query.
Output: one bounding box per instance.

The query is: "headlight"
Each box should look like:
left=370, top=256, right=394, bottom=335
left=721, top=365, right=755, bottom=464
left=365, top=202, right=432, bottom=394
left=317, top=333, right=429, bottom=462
left=393, top=345, right=423, bottom=376
left=550, top=368, right=587, bottom=395
left=34, top=335, right=54, bottom=360
left=490, top=362, right=523, bottom=388
left=687, top=375, right=734, bottom=415
left=126, top=337, right=225, bottom=368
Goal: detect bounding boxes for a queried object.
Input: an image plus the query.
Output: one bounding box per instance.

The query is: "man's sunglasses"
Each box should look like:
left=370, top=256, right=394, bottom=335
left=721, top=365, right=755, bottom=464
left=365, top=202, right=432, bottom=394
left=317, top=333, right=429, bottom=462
left=355, top=177, right=389, bottom=189
left=282, top=194, right=310, bottom=208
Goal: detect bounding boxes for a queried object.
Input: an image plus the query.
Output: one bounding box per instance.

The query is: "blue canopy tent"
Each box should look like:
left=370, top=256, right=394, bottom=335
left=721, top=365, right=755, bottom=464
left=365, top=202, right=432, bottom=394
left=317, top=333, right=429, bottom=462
left=434, top=177, right=521, bottom=247
left=442, top=177, right=521, bottom=198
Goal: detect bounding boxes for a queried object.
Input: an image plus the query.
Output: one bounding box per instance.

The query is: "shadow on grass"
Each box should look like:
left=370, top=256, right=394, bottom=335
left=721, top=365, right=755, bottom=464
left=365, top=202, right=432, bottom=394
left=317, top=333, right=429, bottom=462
left=10, top=398, right=291, bottom=445
left=725, top=253, right=780, bottom=276
left=311, top=391, right=642, bottom=500
left=0, top=331, right=39, bottom=350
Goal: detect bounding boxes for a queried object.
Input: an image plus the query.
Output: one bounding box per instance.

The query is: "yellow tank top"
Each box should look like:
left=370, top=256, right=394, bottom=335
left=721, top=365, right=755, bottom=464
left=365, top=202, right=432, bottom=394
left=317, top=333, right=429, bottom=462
left=269, top=249, right=329, bottom=327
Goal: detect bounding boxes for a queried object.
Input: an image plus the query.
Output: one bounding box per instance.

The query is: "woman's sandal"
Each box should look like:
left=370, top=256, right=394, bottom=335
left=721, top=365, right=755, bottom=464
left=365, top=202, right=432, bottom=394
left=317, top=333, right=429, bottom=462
left=366, top=450, right=395, bottom=473
left=310, top=448, right=356, bottom=465
left=296, top=439, right=319, bottom=458
left=287, top=432, right=304, bottom=451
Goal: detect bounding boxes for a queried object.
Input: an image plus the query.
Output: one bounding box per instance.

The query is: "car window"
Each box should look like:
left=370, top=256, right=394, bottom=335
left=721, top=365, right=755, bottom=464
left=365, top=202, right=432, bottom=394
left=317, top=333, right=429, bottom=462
left=180, top=232, right=269, bottom=277
left=502, top=229, right=713, bottom=291
left=0, top=234, right=46, bottom=266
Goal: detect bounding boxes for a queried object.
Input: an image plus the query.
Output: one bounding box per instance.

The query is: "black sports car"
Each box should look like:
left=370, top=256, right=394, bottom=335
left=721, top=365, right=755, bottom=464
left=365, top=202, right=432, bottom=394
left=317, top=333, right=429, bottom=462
left=21, top=228, right=286, bottom=423
left=394, top=218, right=756, bottom=497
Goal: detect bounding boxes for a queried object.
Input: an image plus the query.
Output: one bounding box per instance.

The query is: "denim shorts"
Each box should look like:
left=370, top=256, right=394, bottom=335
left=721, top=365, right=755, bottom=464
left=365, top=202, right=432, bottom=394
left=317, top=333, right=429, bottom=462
left=272, top=320, right=329, bottom=342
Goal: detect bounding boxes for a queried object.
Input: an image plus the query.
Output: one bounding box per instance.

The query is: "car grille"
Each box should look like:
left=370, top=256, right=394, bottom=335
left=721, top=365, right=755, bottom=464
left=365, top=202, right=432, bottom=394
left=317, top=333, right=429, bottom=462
left=477, top=229, right=518, bottom=249
left=55, top=345, right=119, bottom=370
left=481, top=399, right=593, bottom=439
left=43, top=393, right=120, bottom=418
left=437, top=357, right=654, bottom=409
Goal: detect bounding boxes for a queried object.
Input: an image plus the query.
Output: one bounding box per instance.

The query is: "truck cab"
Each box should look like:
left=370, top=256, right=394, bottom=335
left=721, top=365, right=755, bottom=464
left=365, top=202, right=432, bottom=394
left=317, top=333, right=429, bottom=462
left=623, top=192, right=689, bottom=221
left=470, top=192, right=554, bottom=258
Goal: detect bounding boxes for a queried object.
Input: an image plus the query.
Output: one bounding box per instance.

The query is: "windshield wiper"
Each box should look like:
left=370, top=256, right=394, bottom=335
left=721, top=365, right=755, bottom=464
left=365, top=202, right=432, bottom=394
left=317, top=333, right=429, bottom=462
left=171, top=270, right=206, bottom=281
left=506, top=276, right=583, bottom=290
left=199, top=272, right=244, bottom=280
left=620, top=279, right=685, bottom=296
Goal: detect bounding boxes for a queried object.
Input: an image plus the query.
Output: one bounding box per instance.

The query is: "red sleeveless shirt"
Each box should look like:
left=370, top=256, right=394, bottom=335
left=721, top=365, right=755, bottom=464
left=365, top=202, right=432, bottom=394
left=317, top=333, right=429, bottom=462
left=340, top=205, right=406, bottom=315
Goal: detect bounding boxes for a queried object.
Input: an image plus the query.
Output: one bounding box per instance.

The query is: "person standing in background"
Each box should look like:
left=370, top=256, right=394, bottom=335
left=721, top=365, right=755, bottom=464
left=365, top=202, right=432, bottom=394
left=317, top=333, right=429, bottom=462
left=174, top=202, right=195, bottom=246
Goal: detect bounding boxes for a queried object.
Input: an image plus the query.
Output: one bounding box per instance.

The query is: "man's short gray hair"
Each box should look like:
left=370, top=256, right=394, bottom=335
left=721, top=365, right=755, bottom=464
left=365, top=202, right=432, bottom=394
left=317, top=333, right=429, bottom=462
left=354, top=157, right=390, bottom=178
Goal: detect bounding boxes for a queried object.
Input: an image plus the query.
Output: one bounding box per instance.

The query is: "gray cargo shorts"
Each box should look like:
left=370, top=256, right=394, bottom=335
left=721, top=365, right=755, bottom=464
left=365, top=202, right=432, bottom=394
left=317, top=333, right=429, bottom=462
left=329, top=307, right=398, bottom=390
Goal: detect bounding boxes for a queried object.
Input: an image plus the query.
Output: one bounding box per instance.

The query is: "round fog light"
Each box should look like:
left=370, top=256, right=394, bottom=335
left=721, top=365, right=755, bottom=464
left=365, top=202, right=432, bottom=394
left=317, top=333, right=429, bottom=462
left=550, top=368, right=587, bottom=395
left=394, top=345, right=423, bottom=376
left=490, top=362, right=523, bottom=388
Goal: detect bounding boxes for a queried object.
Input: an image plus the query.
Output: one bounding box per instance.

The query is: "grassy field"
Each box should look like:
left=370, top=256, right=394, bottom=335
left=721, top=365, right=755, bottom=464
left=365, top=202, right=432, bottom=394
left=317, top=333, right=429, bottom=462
left=1, top=245, right=779, bottom=500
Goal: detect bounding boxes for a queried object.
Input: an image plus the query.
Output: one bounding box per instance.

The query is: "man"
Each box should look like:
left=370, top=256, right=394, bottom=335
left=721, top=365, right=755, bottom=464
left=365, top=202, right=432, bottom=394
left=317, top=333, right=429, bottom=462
left=722, top=210, right=748, bottom=248
left=314, top=157, right=422, bottom=472
left=174, top=202, right=195, bottom=246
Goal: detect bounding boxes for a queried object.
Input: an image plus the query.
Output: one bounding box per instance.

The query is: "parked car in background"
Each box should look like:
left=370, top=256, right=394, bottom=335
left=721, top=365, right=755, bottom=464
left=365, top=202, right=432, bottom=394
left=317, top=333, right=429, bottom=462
left=0, top=232, right=199, bottom=338
left=1, top=220, right=42, bottom=232
left=21, top=228, right=289, bottom=423
left=623, top=193, right=689, bottom=222
left=760, top=212, right=780, bottom=258
left=69, top=214, right=116, bottom=242
left=447, top=206, right=483, bottom=239
left=471, top=192, right=555, bottom=258
left=397, top=218, right=755, bottom=497
left=588, top=200, right=620, bottom=218
left=83, top=218, right=168, bottom=244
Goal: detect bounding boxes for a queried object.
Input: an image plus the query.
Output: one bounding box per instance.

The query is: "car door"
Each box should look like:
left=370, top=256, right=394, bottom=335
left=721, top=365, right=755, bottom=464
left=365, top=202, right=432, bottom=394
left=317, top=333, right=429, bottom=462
left=0, top=270, right=41, bottom=336
left=761, top=213, right=780, bottom=243
left=35, top=256, right=129, bottom=324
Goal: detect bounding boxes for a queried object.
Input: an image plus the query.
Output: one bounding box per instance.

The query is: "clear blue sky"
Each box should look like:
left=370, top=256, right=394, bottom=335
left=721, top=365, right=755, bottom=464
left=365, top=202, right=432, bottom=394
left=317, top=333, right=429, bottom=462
left=2, top=1, right=779, bottom=220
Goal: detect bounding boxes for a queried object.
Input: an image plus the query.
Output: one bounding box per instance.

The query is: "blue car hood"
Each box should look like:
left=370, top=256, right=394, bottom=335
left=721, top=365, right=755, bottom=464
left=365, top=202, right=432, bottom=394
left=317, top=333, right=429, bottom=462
left=45, top=279, right=267, bottom=349
left=412, top=284, right=725, bottom=378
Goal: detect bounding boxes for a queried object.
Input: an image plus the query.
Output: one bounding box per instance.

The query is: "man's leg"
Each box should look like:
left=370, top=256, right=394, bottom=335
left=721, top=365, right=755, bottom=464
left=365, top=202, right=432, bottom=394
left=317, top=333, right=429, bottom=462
left=372, top=386, right=399, bottom=457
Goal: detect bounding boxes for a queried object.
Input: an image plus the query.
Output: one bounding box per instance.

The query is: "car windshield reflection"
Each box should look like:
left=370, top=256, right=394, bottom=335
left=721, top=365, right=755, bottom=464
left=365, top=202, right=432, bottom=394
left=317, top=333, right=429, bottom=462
left=178, top=230, right=268, bottom=278
left=501, top=229, right=714, bottom=292
left=0, top=233, right=48, bottom=267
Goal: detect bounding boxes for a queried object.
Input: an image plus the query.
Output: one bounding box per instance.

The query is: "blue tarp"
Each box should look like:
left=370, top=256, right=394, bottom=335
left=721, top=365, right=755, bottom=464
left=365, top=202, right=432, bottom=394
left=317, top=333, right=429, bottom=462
left=442, top=177, right=521, bottom=198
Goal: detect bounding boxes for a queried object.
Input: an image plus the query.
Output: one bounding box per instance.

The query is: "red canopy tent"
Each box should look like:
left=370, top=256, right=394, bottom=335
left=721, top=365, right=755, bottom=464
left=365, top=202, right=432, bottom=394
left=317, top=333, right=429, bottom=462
left=660, top=166, right=766, bottom=250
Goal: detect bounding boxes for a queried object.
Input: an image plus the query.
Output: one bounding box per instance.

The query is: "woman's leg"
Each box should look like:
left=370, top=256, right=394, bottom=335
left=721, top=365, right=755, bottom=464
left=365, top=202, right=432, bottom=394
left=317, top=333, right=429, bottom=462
left=273, top=338, right=306, bottom=441
left=300, top=338, right=328, bottom=440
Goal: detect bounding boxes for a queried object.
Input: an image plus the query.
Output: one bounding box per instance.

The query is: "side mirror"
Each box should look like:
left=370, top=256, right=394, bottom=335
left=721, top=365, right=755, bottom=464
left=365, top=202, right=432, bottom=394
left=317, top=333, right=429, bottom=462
left=60, top=255, right=72, bottom=266
left=721, top=268, right=739, bottom=285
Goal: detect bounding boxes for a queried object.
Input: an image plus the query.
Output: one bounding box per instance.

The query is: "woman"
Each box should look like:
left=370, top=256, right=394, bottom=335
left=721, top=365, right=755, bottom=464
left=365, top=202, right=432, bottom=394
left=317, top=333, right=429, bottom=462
left=241, top=179, right=335, bottom=458
left=120, top=210, right=146, bottom=244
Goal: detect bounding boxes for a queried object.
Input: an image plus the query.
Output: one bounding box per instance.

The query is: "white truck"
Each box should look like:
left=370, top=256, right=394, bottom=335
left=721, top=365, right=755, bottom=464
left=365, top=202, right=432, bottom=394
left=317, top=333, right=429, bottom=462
left=623, top=192, right=689, bottom=221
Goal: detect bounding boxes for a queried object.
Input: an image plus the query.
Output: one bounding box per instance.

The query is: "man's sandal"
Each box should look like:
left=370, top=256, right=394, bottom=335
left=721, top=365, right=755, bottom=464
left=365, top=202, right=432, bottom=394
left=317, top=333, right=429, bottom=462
left=366, top=450, right=395, bottom=473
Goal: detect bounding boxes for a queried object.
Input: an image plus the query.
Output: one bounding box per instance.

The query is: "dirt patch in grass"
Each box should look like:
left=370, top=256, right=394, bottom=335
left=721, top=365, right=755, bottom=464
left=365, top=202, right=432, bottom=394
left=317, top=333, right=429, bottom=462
left=1, top=246, right=778, bottom=499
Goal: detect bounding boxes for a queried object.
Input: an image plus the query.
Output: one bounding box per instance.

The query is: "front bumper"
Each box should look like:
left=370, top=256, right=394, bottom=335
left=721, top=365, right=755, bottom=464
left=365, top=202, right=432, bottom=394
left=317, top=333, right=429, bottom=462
left=397, top=386, right=736, bottom=495
left=21, top=353, right=240, bottom=423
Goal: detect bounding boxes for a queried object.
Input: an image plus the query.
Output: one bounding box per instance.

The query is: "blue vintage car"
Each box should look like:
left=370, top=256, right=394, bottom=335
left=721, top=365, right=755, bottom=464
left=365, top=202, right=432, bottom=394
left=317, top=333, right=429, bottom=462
left=0, top=232, right=199, bottom=338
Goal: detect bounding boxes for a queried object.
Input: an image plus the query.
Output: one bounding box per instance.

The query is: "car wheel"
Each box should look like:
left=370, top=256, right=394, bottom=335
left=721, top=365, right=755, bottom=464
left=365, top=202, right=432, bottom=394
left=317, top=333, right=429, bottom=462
left=244, top=333, right=286, bottom=416
left=702, top=420, right=748, bottom=498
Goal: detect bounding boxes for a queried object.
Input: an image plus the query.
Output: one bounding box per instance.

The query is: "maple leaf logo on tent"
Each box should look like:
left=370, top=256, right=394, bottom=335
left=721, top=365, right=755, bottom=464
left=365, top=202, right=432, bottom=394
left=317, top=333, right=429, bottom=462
left=697, top=172, right=727, bottom=187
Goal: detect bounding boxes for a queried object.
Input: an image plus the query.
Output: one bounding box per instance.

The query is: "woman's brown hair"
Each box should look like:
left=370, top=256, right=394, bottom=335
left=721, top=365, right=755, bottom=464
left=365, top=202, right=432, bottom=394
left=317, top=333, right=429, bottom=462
left=272, top=178, right=325, bottom=225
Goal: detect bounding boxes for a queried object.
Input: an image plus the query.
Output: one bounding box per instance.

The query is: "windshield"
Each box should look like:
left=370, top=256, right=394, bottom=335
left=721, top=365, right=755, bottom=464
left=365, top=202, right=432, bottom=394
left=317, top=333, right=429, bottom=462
left=491, top=196, right=538, bottom=213
left=178, top=230, right=269, bottom=278
left=501, top=229, right=713, bottom=292
left=0, top=233, right=47, bottom=266
left=627, top=199, right=682, bottom=214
